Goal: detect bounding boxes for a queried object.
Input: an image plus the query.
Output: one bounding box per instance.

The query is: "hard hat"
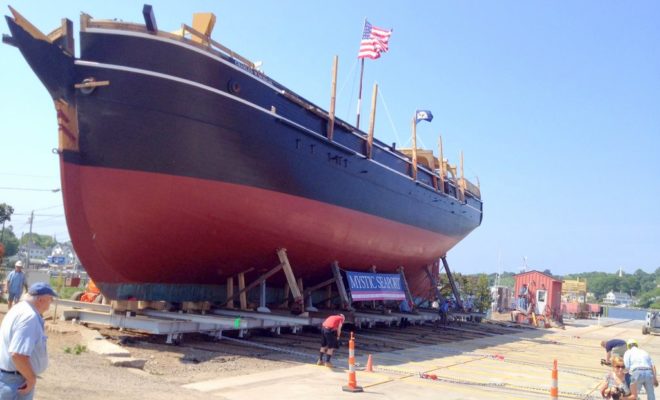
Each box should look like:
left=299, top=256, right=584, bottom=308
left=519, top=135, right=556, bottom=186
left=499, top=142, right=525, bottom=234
left=627, top=338, right=638, bottom=347
left=15, top=260, right=23, bottom=268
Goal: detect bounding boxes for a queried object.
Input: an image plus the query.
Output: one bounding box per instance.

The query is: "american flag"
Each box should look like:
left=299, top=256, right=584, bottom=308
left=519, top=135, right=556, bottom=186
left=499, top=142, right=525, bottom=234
left=358, top=20, right=393, bottom=60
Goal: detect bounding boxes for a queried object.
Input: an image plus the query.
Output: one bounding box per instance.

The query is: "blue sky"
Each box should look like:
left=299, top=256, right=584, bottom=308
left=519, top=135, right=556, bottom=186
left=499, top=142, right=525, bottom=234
left=1, top=1, right=658, bottom=275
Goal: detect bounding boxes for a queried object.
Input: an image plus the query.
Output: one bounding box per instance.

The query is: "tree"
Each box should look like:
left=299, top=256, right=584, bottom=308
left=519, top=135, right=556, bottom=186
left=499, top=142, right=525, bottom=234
left=0, top=203, right=14, bottom=241
left=0, top=225, right=19, bottom=257
left=20, top=232, right=56, bottom=249
left=474, top=274, right=491, bottom=312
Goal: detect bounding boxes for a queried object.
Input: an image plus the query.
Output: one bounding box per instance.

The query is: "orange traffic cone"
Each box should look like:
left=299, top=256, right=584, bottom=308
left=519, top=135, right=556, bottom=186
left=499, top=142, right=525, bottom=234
left=342, top=332, right=364, bottom=393
left=366, top=354, right=374, bottom=372
left=550, top=359, right=558, bottom=400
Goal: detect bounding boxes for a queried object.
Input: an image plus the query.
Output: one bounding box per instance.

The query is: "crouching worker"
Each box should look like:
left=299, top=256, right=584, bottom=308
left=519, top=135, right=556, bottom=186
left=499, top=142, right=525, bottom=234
left=601, top=339, right=627, bottom=366
left=0, top=282, right=58, bottom=400
left=317, top=314, right=345, bottom=368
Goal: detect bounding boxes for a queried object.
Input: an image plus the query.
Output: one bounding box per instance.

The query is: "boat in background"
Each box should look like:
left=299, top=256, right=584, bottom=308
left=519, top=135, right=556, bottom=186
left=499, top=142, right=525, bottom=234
left=4, top=6, right=482, bottom=303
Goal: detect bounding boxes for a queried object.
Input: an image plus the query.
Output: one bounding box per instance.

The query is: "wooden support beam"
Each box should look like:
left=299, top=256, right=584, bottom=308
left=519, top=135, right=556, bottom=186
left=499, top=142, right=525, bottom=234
left=281, top=282, right=290, bottom=308
left=226, top=277, right=234, bottom=309
left=325, top=285, right=332, bottom=308
left=398, top=266, right=415, bottom=310
left=277, top=248, right=302, bottom=303
left=331, top=261, right=353, bottom=311
left=424, top=262, right=442, bottom=301
left=303, top=277, right=336, bottom=296
left=238, top=272, right=247, bottom=310
left=222, top=264, right=284, bottom=308
left=441, top=256, right=464, bottom=310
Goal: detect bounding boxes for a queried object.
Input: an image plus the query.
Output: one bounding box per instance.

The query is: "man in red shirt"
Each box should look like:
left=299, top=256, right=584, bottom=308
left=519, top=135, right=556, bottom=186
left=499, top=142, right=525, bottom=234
left=317, top=314, right=345, bottom=367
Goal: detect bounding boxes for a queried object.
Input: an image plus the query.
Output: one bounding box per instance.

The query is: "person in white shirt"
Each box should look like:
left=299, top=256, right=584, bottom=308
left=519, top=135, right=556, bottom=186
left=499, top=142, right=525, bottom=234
left=623, top=338, right=658, bottom=400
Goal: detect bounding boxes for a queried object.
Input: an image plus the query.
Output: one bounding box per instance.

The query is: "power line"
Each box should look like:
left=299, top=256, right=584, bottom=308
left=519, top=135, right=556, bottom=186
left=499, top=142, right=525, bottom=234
left=0, top=186, right=61, bottom=192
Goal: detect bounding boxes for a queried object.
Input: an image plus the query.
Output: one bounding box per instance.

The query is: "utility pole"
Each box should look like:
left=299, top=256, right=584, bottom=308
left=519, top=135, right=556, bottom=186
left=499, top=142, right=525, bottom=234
left=27, top=210, right=34, bottom=269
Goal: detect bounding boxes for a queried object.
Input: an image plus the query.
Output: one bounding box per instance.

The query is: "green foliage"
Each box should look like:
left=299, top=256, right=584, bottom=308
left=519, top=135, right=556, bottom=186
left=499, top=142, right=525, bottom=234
left=0, top=226, right=19, bottom=257
left=474, top=274, right=491, bottom=312
left=477, top=268, right=659, bottom=307
left=0, top=203, right=14, bottom=225
left=64, top=344, right=87, bottom=355
left=20, top=232, right=56, bottom=249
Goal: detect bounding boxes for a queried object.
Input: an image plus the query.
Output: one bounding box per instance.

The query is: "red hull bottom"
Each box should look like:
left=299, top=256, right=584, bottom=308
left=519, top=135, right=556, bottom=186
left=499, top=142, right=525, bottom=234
left=62, top=163, right=459, bottom=300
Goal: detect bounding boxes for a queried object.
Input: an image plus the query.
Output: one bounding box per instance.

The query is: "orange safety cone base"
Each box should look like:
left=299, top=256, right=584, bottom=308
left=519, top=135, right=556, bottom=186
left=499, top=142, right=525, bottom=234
left=342, top=385, right=364, bottom=393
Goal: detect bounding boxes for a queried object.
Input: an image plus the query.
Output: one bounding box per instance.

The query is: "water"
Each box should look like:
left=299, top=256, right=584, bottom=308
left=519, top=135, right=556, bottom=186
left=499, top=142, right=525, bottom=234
left=604, top=306, right=649, bottom=320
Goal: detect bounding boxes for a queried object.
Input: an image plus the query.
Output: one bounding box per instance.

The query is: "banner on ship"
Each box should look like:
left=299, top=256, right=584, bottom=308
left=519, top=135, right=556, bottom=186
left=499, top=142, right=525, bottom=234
left=345, top=271, right=405, bottom=301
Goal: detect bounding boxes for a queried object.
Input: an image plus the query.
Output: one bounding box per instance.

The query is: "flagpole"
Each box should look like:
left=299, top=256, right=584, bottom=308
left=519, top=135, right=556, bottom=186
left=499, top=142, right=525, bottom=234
left=356, top=58, right=365, bottom=129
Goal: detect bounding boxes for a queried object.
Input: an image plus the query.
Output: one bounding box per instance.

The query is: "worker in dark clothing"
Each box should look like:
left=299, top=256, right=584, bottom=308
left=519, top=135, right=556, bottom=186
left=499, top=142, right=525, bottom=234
left=439, top=297, right=449, bottom=326
left=317, top=314, right=345, bottom=368
left=601, top=339, right=628, bottom=366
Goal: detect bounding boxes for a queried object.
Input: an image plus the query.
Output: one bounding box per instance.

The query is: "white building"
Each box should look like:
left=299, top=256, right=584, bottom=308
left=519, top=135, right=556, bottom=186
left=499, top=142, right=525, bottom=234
left=603, top=291, right=633, bottom=306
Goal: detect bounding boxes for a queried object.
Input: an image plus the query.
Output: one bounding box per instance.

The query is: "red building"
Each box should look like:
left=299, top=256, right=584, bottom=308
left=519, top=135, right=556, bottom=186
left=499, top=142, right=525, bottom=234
left=514, top=270, right=562, bottom=318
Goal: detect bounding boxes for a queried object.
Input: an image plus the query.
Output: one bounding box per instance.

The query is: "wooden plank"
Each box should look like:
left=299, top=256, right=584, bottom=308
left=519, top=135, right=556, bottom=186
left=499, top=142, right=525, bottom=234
left=331, top=261, right=353, bottom=311
left=226, top=277, right=234, bottom=309
left=8, top=6, right=50, bottom=42
left=222, top=264, right=283, bottom=308
left=398, top=266, right=415, bottom=310
left=277, top=248, right=302, bottom=301
left=303, top=277, right=336, bottom=296
left=238, top=272, right=247, bottom=310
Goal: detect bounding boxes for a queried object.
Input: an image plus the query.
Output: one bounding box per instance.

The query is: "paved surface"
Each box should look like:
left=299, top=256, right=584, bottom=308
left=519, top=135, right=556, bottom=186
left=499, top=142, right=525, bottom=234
left=182, top=318, right=657, bottom=399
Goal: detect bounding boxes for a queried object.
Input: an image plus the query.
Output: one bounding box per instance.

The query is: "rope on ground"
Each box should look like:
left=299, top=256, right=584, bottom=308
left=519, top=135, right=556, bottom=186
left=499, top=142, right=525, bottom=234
left=418, top=373, right=598, bottom=399
left=220, top=336, right=315, bottom=360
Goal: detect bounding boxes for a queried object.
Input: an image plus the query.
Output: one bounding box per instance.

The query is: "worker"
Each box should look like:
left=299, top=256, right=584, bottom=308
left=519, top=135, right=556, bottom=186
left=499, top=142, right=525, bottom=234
left=317, top=314, right=345, bottom=368
left=598, top=355, right=636, bottom=400
left=439, top=297, right=449, bottom=326
left=398, top=300, right=411, bottom=328
left=624, top=338, right=658, bottom=400
left=5, top=261, right=27, bottom=310
left=0, top=282, right=58, bottom=399
left=601, top=339, right=627, bottom=366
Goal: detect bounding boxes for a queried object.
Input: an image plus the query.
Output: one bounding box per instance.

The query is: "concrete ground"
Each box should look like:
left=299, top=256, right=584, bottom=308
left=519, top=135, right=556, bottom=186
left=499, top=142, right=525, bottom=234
left=183, top=318, right=657, bottom=399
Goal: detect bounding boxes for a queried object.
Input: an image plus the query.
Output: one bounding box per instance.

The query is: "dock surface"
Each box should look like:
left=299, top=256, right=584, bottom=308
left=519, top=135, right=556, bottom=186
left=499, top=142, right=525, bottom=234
left=184, top=318, right=656, bottom=399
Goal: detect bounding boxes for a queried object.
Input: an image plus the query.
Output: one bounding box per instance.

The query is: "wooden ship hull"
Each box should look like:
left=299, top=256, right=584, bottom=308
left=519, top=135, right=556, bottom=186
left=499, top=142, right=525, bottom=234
left=4, top=7, right=483, bottom=302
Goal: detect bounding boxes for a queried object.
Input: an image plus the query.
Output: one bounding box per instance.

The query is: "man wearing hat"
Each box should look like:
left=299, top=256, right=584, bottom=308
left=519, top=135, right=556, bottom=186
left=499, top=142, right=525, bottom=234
left=5, top=261, right=27, bottom=310
left=624, top=338, right=657, bottom=400
left=0, top=282, right=58, bottom=399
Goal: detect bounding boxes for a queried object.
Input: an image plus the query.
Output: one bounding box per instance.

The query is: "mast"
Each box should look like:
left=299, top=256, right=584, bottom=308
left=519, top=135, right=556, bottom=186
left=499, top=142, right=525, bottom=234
left=356, top=58, right=365, bottom=129
left=411, top=113, right=418, bottom=180
left=366, top=83, right=378, bottom=158
left=328, top=55, right=338, bottom=140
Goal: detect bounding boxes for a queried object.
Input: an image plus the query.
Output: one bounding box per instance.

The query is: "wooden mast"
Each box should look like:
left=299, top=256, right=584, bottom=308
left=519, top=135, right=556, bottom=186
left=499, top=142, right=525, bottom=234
left=438, top=136, right=445, bottom=193
left=366, top=83, right=378, bottom=158
left=356, top=58, right=365, bottom=129
left=327, top=55, right=338, bottom=140
left=411, top=113, right=418, bottom=180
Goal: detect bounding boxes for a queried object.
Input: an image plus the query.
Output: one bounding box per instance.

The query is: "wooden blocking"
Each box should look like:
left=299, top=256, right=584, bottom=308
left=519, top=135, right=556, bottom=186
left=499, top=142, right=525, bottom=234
left=137, top=301, right=168, bottom=311
left=182, top=301, right=211, bottom=313
left=111, top=300, right=138, bottom=313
